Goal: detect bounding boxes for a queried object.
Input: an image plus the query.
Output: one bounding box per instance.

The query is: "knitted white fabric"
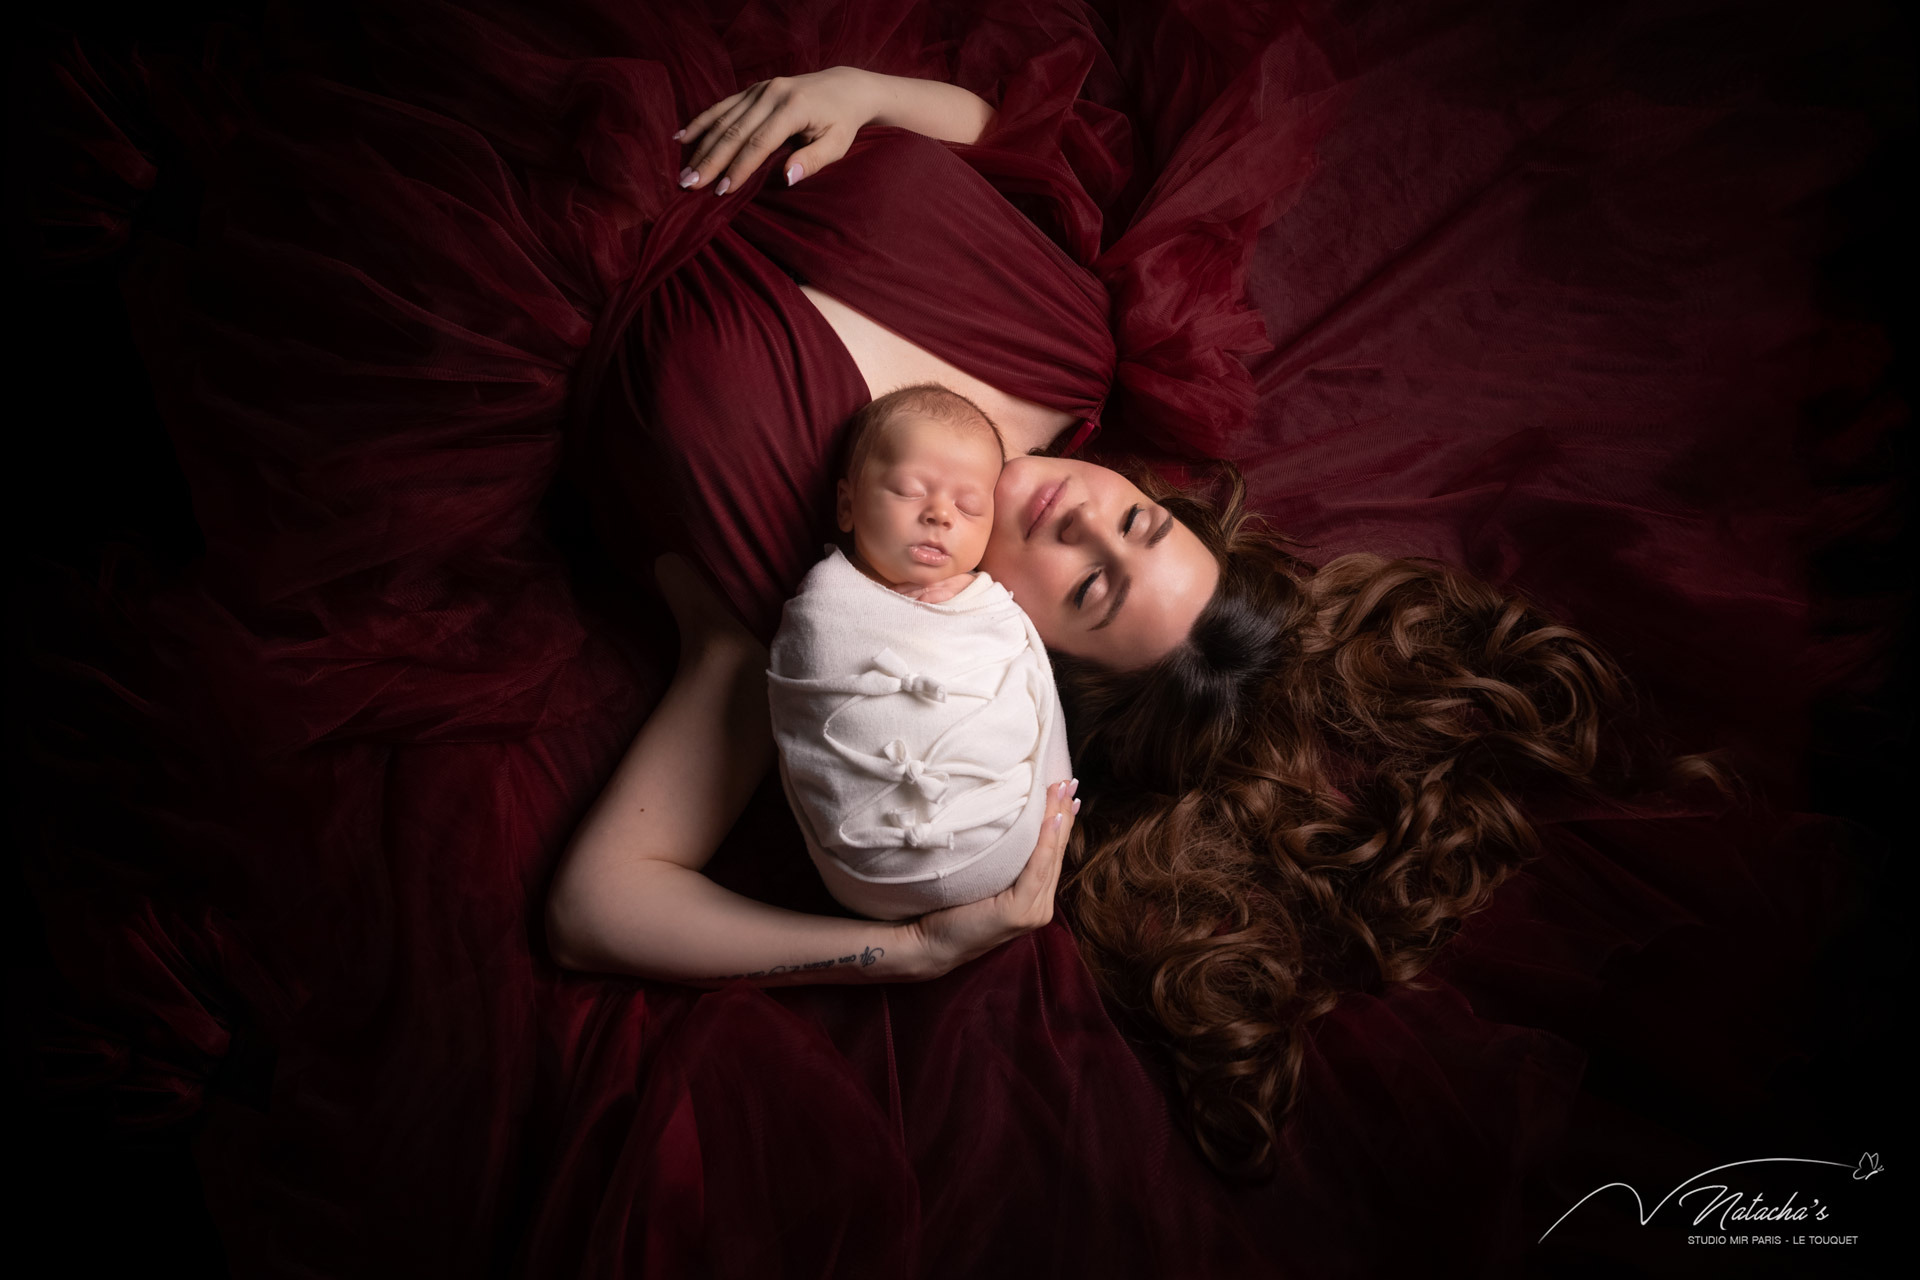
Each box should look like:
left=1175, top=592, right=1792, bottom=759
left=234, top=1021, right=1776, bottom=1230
left=768, top=547, right=1072, bottom=920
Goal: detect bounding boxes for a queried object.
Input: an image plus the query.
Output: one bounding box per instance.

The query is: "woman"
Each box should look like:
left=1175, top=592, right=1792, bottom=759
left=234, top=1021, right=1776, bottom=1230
left=545, top=65, right=1231, bottom=993
left=549, top=63, right=1721, bottom=1181
left=19, top=1, right=1891, bottom=1274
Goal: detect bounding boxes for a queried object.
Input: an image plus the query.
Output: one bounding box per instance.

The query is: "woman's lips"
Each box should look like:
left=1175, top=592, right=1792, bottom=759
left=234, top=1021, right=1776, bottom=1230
left=1024, top=480, right=1066, bottom=539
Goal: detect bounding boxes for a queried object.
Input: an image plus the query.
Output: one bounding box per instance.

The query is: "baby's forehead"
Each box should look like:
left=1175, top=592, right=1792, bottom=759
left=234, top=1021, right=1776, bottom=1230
left=871, top=412, right=1004, bottom=470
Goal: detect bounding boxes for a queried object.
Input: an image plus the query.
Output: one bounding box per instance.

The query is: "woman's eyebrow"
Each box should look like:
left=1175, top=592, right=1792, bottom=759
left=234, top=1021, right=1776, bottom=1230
left=1093, top=513, right=1173, bottom=631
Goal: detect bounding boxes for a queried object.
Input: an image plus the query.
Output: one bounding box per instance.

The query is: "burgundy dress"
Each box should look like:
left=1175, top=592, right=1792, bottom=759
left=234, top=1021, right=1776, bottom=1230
left=17, top=0, right=1898, bottom=1275
left=588, top=126, right=1115, bottom=640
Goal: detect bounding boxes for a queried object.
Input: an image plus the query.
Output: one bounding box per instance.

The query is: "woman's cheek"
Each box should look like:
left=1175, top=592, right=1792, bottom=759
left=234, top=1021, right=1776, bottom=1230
left=1002, top=564, right=1049, bottom=621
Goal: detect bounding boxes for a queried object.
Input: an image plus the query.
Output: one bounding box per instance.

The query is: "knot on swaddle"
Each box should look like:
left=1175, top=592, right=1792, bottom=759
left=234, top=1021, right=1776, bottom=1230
left=767, top=547, right=1071, bottom=920
left=868, top=649, right=947, bottom=702
left=885, top=811, right=954, bottom=850
left=882, top=739, right=949, bottom=802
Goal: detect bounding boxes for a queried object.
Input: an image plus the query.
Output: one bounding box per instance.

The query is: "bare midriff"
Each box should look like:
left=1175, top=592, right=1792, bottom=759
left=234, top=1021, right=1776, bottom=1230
left=799, top=284, right=1076, bottom=458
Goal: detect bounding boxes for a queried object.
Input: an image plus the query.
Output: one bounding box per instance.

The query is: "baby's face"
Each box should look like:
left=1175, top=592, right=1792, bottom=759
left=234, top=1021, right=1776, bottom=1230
left=837, top=413, right=1002, bottom=588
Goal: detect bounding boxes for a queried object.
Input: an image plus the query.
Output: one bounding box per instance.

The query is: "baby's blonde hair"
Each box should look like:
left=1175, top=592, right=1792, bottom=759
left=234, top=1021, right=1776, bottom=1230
left=841, top=384, right=1004, bottom=484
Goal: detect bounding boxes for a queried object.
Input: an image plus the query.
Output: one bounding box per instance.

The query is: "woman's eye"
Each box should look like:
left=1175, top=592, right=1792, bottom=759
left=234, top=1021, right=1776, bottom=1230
left=1122, top=504, right=1142, bottom=535
left=1073, top=569, right=1101, bottom=608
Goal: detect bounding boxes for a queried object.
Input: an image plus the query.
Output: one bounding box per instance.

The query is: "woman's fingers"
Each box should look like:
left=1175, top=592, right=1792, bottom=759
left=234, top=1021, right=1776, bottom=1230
left=682, top=90, right=768, bottom=189
left=1039, top=785, right=1076, bottom=914
left=680, top=83, right=765, bottom=180
left=1010, top=778, right=1077, bottom=925
left=897, top=779, right=1079, bottom=978
left=683, top=80, right=794, bottom=194
left=707, top=93, right=810, bottom=195
left=677, top=88, right=749, bottom=147
left=781, top=127, right=853, bottom=188
left=679, top=70, right=881, bottom=192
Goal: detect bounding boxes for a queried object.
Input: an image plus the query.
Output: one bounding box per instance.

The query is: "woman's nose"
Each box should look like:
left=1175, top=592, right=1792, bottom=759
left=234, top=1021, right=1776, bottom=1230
left=1055, top=503, right=1091, bottom=544
left=1057, top=504, right=1122, bottom=556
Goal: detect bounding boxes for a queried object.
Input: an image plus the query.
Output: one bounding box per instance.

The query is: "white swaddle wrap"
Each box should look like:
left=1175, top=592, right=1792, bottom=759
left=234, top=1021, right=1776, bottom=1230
left=768, top=547, right=1072, bottom=920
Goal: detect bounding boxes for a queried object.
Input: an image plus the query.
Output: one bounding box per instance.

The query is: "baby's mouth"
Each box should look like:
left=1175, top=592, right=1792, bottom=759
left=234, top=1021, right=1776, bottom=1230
left=908, top=542, right=949, bottom=566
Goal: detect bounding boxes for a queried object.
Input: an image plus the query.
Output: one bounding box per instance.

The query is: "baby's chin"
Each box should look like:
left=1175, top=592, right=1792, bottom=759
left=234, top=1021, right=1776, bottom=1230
left=880, top=557, right=974, bottom=586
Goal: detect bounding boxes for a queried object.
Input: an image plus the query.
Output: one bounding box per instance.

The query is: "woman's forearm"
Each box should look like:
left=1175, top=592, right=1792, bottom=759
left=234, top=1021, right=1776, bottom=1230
left=545, top=567, right=937, bottom=986
left=863, top=72, right=997, bottom=146
left=549, top=858, right=929, bottom=985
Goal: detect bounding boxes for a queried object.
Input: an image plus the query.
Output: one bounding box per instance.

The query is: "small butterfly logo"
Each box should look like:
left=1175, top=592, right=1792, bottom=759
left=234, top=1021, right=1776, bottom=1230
left=1853, top=1153, right=1882, bottom=1181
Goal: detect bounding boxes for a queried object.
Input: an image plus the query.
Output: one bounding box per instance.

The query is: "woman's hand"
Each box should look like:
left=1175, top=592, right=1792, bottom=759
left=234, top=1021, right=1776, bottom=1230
left=905, top=779, right=1079, bottom=977
left=676, top=67, right=881, bottom=196
left=676, top=68, right=996, bottom=195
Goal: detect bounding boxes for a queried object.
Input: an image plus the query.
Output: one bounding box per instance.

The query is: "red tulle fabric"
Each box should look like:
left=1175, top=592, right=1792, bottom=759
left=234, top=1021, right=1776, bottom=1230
left=17, top=0, right=1895, bottom=1275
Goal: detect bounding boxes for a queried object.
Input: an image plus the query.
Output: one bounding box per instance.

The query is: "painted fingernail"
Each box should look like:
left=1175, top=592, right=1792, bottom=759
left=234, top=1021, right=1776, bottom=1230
left=785, top=162, right=804, bottom=186
left=714, top=176, right=731, bottom=196
left=678, top=168, right=698, bottom=188
left=1053, top=813, right=1065, bottom=828
left=1068, top=778, right=1079, bottom=797
left=672, top=129, right=686, bottom=141
left=1071, top=798, right=1081, bottom=814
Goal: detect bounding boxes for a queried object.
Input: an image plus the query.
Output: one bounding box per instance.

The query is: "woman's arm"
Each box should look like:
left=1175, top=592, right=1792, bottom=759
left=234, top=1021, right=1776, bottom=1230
left=677, top=68, right=996, bottom=196
left=546, top=556, right=1075, bottom=986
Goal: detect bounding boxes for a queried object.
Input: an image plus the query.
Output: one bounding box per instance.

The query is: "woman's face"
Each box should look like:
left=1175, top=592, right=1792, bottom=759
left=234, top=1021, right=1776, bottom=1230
left=981, top=457, right=1220, bottom=669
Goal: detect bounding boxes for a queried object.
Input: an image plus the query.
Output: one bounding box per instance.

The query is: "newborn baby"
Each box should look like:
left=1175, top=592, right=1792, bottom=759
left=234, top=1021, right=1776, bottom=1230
left=768, top=384, right=1071, bottom=921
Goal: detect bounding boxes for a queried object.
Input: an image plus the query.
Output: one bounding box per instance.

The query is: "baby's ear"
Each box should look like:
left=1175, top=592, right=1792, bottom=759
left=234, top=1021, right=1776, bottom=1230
left=835, top=479, right=855, bottom=533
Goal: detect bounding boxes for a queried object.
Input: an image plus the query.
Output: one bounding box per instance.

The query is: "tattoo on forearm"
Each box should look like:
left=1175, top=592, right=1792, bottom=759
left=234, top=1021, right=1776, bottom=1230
left=695, top=944, right=886, bottom=985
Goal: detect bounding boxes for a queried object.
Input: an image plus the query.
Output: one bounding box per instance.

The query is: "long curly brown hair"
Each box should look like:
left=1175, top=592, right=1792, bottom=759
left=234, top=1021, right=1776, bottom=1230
left=1050, top=464, right=1726, bottom=1179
